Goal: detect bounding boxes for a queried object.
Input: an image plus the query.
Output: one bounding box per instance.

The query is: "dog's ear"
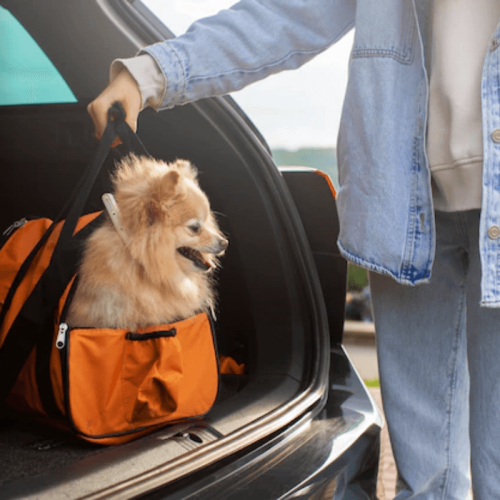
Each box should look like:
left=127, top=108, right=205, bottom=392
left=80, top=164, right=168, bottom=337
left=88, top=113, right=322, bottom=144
left=173, top=159, right=198, bottom=180
left=161, top=169, right=182, bottom=198
left=146, top=170, right=183, bottom=225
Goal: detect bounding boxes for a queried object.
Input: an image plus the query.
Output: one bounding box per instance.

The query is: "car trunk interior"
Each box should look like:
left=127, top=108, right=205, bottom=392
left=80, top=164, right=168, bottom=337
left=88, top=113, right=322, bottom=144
left=0, top=1, right=346, bottom=496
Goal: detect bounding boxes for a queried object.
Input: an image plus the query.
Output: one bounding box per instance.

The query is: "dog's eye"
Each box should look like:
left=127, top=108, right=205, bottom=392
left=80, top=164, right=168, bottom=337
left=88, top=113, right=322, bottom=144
left=189, top=222, right=201, bottom=234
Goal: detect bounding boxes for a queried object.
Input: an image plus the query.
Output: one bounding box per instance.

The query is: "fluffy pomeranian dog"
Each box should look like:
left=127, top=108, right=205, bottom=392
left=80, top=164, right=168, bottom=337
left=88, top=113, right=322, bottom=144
left=66, top=154, right=228, bottom=329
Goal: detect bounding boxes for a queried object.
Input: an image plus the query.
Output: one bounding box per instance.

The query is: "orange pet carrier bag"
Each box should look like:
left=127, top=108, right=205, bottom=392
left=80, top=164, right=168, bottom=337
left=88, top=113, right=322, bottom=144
left=0, top=105, right=219, bottom=445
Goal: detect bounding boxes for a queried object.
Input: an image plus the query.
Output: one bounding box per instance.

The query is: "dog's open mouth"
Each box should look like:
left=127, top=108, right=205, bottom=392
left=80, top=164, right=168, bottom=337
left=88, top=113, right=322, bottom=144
left=177, top=247, right=213, bottom=271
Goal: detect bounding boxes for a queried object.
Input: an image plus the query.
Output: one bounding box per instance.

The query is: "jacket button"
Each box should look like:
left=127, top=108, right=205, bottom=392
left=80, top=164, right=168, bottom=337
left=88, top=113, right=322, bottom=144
left=488, top=225, right=500, bottom=239
left=492, top=129, right=500, bottom=143
left=491, top=38, right=499, bottom=51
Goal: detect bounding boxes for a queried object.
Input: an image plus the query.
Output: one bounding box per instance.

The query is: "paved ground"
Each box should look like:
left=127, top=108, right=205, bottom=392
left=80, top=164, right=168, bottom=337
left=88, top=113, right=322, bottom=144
left=368, top=387, right=397, bottom=499
left=343, top=321, right=397, bottom=499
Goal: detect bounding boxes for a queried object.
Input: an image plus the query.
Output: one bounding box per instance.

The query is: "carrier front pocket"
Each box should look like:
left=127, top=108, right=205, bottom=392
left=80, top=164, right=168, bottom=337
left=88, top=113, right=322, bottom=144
left=63, top=313, right=218, bottom=444
left=122, top=328, right=183, bottom=424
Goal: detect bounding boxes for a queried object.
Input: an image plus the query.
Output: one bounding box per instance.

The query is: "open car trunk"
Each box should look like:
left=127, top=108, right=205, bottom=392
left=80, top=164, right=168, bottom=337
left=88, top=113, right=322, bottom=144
left=5, top=95, right=348, bottom=499
left=0, top=1, right=380, bottom=498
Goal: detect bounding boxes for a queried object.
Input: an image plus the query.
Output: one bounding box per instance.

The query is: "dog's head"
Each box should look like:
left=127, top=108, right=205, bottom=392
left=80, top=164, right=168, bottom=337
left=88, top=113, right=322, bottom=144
left=111, top=155, right=227, bottom=283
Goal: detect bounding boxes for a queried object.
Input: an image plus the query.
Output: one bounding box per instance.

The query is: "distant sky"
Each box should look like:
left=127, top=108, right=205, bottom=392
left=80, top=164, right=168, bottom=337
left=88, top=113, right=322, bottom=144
left=143, top=0, right=354, bottom=150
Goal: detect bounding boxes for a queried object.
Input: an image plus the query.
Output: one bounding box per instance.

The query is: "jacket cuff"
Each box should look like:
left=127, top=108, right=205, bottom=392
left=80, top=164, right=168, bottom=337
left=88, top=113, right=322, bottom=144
left=110, top=54, right=166, bottom=109
left=140, top=42, right=186, bottom=109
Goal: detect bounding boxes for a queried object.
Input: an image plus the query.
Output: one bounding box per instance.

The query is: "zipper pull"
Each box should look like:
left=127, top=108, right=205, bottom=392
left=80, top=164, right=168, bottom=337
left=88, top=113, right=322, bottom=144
left=3, top=218, right=28, bottom=237
left=56, top=323, right=68, bottom=350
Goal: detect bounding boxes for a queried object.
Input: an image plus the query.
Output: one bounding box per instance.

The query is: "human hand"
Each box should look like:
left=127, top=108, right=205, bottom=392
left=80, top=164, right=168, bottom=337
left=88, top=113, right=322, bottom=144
left=87, top=68, right=142, bottom=146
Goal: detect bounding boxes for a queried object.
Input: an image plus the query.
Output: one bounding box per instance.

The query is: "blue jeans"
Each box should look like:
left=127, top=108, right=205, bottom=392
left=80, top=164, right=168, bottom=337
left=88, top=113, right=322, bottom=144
left=370, top=210, right=500, bottom=499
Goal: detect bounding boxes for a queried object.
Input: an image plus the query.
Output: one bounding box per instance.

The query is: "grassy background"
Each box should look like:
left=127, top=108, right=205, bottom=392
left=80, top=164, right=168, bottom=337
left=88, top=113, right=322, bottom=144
left=347, top=264, right=368, bottom=292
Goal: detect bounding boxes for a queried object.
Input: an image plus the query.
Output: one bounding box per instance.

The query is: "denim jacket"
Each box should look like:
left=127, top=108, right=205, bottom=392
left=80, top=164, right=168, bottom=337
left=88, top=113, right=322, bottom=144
left=143, top=0, right=500, bottom=307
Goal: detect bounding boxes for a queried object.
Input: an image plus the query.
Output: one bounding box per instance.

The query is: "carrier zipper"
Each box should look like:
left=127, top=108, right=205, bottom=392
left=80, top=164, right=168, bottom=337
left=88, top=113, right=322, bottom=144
left=0, top=216, right=44, bottom=251
left=56, top=323, right=69, bottom=349
left=1, top=217, right=38, bottom=250
left=2, top=217, right=28, bottom=236
left=56, top=278, right=78, bottom=431
left=2, top=218, right=28, bottom=237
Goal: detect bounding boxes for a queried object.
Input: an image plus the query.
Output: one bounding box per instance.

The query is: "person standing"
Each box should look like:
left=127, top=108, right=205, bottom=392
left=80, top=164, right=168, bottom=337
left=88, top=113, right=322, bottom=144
left=88, top=1, right=500, bottom=497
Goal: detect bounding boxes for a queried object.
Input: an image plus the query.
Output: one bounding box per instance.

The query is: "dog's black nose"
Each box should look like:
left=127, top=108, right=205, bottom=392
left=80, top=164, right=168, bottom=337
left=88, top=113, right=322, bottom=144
left=219, top=238, right=229, bottom=251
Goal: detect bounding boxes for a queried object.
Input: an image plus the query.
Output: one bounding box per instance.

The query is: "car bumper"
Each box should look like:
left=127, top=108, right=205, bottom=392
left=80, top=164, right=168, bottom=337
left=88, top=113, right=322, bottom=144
left=147, top=346, right=382, bottom=500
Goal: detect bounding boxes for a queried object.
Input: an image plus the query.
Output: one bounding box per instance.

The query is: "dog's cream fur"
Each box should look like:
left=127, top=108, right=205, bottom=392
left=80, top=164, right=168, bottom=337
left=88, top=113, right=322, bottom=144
left=66, top=155, right=227, bottom=329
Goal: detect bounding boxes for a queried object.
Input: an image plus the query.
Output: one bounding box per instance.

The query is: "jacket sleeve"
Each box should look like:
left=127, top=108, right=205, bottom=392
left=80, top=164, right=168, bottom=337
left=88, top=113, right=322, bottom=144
left=141, top=0, right=356, bottom=109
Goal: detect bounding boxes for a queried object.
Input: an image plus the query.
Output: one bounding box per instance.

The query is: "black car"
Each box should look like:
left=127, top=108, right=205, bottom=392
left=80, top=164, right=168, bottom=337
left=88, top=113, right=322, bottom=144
left=0, top=1, right=382, bottom=498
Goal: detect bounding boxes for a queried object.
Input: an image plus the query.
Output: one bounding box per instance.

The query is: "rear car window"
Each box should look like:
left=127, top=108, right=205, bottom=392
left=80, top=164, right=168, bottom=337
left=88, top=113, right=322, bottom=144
left=0, top=6, right=77, bottom=105
left=141, top=0, right=235, bottom=36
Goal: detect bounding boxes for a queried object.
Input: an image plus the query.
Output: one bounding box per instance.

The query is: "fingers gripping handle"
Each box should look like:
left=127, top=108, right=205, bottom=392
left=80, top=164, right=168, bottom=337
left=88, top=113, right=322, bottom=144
left=108, top=102, right=148, bottom=157
left=107, top=101, right=127, bottom=122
